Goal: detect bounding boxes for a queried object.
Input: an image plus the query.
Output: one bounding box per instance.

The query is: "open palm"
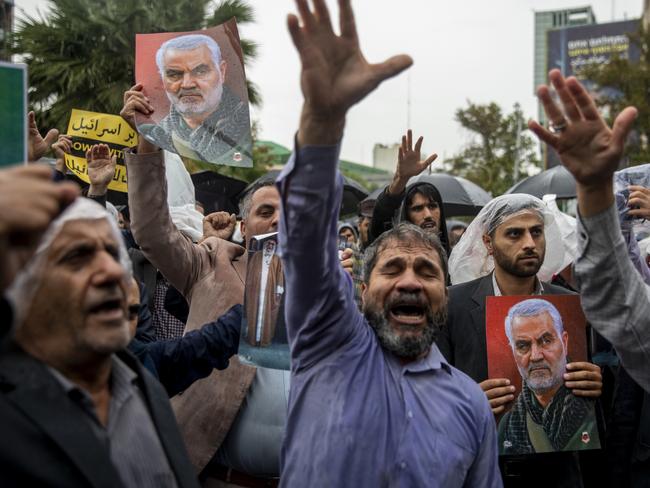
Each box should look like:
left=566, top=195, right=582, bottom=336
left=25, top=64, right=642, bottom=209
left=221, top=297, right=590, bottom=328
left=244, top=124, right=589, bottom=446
left=288, top=0, right=412, bottom=122
left=86, top=144, right=116, bottom=189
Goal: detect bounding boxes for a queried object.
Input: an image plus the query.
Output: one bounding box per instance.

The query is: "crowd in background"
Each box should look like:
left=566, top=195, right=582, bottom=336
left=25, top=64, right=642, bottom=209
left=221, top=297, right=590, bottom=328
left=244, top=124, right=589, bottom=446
left=1, top=1, right=650, bottom=487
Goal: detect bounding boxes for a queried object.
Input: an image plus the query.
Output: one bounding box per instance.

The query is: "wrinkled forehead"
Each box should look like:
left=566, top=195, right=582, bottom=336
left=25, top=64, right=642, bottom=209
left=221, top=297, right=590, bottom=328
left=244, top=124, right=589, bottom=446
left=511, top=311, right=555, bottom=337
left=164, top=45, right=213, bottom=67
left=376, top=238, right=441, bottom=266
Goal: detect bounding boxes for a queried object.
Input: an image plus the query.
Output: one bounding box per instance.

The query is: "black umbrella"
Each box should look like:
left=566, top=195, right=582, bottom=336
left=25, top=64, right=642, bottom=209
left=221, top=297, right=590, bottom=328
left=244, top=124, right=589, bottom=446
left=241, top=170, right=369, bottom=216
left=506, top=165, right=576, bottom=199
left=407, top=173, right=492, bottom=216
left=191, top=170, right=248, bottom=215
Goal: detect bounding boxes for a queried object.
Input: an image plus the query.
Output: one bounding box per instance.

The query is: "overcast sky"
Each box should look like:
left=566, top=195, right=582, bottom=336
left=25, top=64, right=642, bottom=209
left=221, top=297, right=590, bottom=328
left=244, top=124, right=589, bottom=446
left=15, top=0, right=644, bottom=167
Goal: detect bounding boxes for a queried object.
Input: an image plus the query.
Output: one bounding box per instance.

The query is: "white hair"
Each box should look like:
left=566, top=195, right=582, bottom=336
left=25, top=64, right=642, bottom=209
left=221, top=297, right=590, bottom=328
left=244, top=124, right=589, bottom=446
left=504, top=298, right=564, bottom=346
left=155, top=34, right=222, bottom=78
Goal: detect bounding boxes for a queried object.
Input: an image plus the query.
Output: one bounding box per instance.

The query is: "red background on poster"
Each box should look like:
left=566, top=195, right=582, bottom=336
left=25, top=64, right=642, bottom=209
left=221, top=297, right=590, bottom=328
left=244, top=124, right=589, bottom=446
left=134, top=19, right=248, bottom=126
left=486, top=295, right=588, bottom=403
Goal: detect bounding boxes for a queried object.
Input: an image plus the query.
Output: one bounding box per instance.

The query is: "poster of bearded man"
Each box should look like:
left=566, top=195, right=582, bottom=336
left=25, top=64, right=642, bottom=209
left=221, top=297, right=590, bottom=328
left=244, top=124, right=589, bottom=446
left=135, top=19, right=253, bottom=167
left=486, top=295, right=601, bottom=455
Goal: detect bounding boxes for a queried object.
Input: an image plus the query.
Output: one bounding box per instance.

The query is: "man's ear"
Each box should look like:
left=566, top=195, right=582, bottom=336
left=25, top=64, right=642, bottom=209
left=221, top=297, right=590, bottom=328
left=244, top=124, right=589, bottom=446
left=482, top=234, right=493, bottom=255
left=240, top=219, right=247, bottom=242
left=360, top=282, right=367, bottom=307
left=562, top=330, right=568, bottom=352
left=220, top=60, right=227, bottom=82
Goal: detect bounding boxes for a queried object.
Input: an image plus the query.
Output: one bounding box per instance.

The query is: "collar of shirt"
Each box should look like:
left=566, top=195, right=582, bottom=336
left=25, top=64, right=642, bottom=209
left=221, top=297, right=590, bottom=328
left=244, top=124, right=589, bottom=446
left=47, top=355, right=138, bottom=426
left=491, top=271, right=544, bottom=297
left=385, top=342, right=453, bottom=375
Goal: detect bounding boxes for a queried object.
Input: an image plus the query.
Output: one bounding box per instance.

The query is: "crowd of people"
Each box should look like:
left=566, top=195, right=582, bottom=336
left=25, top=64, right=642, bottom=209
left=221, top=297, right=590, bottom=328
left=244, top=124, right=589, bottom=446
left=1, top=0, right=650, bottom=487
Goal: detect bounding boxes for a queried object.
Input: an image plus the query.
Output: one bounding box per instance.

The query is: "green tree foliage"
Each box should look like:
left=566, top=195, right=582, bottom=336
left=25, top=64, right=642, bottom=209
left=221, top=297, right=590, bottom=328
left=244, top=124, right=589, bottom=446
left=443, top=101, right=541, bottom=196
left=580, top=28, right=650, bottom=164
left=12, top=0, right=260, bottom=132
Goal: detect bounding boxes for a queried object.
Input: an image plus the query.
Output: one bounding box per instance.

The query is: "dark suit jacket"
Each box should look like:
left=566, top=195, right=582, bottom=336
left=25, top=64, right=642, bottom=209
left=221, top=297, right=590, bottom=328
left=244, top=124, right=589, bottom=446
left=0, top=344, right=199, bottom=488
left=437, top=273, right=587, bottom=488
left=437, top=273, right=574, bottom=383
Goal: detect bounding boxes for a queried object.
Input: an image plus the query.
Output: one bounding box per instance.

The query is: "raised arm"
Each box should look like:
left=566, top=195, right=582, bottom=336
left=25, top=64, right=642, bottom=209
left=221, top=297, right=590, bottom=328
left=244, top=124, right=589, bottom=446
left=530, top=69, right=650, bottom=392
left=121, top=85, right=216, bottom=297
left=369, top=130, right=437, bottom=244
left=278, top=0, right=411, bottom=370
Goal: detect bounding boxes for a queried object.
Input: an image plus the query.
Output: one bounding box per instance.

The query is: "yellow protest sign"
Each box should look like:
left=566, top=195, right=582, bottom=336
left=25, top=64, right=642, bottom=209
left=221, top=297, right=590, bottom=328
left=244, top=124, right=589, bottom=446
left=65, top=109, right=138, bottom=193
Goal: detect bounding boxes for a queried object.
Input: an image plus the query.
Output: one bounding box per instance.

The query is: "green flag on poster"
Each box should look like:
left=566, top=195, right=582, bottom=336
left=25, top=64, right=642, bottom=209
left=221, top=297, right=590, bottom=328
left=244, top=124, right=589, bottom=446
left=0, top=62, right=27, bottom=167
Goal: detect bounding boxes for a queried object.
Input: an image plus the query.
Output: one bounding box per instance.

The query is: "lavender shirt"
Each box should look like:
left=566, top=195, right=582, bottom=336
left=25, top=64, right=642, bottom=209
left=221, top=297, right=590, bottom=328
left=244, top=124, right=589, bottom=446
left=276, top=143, right=502, bottom=488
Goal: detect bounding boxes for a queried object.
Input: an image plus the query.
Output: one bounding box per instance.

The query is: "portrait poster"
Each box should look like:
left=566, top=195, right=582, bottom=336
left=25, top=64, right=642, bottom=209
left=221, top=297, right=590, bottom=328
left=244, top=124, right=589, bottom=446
left=238, top=232, right=289, bottom=370
left=65, top=109, right=138, bottom=193
left=0, top=62, right=27, bottom=167
left=134, top=19, right=253, bottom=168
left=486, top=295, right=601, bottom=456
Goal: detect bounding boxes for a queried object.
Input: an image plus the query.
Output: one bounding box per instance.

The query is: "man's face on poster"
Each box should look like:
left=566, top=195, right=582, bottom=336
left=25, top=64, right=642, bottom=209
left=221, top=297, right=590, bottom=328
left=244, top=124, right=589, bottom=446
left=162, top=43, right=227, bottom=120
left=511, top=311, right=568, bottom=394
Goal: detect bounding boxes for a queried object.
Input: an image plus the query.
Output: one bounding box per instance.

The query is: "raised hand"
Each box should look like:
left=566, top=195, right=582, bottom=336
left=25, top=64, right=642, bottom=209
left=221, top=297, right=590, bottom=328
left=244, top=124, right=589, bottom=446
left=0, top=165, right=79, bottom=292
left=120, top=84, right=157, bottom=155
left=51, top=135, right=73, bottom=173
left=529, top=69, right=637, bottom=216
left=288, top=0, right=412, bottom=145
left=627, top=185, right=650, bottom=220
left=202, top=212, right=237, bottom=241
left=388, top=130, right=438, bottom=195
left=28, top=111, right=59, bottom=162
left=85, top=144, right=116, bottom=196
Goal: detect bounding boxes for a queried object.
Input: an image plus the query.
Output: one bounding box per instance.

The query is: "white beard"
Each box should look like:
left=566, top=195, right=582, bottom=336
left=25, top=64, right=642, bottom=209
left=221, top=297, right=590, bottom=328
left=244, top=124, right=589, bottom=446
left=167, top=82, right=223, bottom=118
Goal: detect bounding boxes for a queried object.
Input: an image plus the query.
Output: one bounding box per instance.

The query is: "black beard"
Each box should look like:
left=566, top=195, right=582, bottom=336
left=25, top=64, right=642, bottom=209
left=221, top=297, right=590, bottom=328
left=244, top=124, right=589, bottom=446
left=493, top=247, right=543, bottom=278
left=363, top=293, right=447, bottom=360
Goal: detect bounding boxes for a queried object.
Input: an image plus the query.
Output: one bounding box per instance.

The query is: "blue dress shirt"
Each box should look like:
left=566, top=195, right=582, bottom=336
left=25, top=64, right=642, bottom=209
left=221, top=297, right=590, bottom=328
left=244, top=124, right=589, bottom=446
left=276, top=143, right=502, bottom=487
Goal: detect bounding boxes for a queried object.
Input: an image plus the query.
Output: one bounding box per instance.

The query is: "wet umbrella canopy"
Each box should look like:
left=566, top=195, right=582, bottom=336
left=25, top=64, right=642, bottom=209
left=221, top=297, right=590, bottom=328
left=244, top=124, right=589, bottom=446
left=506, top=165, right=576, bottom=199
left=407, top=173, right=491, bottom=216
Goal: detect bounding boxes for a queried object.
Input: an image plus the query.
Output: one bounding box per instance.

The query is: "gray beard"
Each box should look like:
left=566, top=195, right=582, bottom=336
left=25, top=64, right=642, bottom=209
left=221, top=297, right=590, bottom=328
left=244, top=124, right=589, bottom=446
left=364, top=301, right=447, bottom=360
left=167, top=82, right=223, bottom=118
left=520, top=355, right=567, bottom=395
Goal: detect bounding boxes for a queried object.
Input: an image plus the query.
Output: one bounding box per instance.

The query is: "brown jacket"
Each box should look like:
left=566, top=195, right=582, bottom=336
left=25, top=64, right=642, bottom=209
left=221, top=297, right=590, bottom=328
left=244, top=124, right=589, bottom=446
left=126, top=150, right=256, bottom=472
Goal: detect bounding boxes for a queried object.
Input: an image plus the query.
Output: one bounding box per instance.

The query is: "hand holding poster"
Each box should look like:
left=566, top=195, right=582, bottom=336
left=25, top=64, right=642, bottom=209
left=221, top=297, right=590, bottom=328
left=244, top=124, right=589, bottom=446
left=486, top=295, right=601, bottom=456
left=65, top=109, right=138, bottom=192
left=239, top=232, right=288, bottom=370
left=134, top=19, right=253, bottom=168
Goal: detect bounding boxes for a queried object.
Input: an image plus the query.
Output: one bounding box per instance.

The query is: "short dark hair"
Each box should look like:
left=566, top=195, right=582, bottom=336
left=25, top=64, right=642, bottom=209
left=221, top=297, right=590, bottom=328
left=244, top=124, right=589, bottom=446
left=405, top=186, right=440, bottom=211
left=363, top=222, right=448, bottom=283
left=239, top=181, right=276, bottom=220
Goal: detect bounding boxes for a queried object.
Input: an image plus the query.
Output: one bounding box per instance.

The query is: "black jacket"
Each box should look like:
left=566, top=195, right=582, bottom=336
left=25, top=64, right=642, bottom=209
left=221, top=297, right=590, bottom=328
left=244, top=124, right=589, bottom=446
left=0, top=345, right=199, bottom=488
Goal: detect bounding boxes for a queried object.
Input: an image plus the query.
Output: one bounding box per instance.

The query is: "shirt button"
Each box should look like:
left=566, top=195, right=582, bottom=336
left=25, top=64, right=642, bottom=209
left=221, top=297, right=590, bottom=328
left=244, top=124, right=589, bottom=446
left=400, top=462, right=406, bottom=470
left=407, top=410, right=413, bottom=419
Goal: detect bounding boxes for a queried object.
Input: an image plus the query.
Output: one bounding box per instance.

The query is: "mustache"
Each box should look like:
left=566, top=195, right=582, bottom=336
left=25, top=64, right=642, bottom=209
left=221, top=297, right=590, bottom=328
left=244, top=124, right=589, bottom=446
left=527, top=361, right=551, bottom=374
left=177, top=88, right=203, bottom=97
left=384, top=291, right=430, bottom=314
left=518, top=250, right=539, bottom=259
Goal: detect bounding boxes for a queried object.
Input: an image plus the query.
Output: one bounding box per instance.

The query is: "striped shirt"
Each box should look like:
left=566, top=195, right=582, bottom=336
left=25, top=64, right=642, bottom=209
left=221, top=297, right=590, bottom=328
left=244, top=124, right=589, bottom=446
left=48, top=356, right=178, bottom=487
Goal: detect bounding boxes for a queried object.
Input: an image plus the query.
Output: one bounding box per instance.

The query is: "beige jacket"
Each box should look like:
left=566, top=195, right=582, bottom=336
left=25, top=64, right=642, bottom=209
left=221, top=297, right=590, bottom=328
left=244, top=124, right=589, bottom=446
left=126, top=150, right=256, bottom=472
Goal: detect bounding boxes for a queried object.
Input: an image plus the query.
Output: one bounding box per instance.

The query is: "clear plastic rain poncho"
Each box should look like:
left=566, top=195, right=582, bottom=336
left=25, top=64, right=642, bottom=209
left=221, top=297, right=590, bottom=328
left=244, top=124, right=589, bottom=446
left=448, top=194, right=570, bottom=285
left=164, top=150, right=204, bottom=243
left=7, top=198, right=132, bottom=328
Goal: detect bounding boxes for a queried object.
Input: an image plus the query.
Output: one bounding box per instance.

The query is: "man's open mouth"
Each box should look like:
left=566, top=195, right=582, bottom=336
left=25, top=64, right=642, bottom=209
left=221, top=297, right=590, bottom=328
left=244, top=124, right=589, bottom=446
left=87, top=299, right=125, bottom=321
left=388, top=304, right=425, bottom=325
left=420, top=221, right=437, bottom=230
